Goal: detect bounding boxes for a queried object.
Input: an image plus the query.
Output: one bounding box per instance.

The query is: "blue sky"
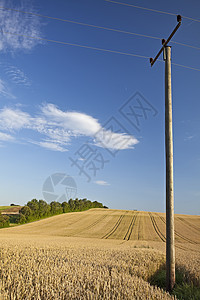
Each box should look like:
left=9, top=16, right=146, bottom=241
left=0, top=0, right=199, bottom=214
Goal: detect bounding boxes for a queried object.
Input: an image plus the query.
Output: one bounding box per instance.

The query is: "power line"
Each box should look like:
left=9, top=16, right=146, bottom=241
left=105, top=0, right=200, bottom=23
left=171, top=62, right=200, bottom=72
left=171, top=41, right=200, bottom=51
left=0, top=6, right=199, bottom=51
left=2, top=30, right=200, bottom=72
left=1, top=30, right=149, bottom=59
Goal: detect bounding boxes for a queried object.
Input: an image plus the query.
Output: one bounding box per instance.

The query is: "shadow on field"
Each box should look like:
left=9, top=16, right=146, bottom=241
left=149, top=263, right=200, bottom=300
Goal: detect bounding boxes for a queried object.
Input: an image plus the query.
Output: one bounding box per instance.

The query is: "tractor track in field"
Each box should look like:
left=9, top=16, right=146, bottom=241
left=65, top=214, right=89, bottom=227
left=177, top=217, right=200, bottom=233
left=102, top=215, right=125, bottom=239
left=157, top=214, right=199, bottom=245
left=73, top=214, right=108, bottom=235
left=149, top=213, right=166, bottom=242
left=149, top=213, right=200, bottom=252
left=123, top=212, right=138, bottom=240
left=81, top=214, right=108, bottom=232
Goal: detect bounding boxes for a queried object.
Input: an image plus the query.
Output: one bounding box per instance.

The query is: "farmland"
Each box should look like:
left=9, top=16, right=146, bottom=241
left=0, top=207, right=12, bottom=212
left=0, top=209, right=199, bottom=299
left=0, top=206, right=21, bottom=215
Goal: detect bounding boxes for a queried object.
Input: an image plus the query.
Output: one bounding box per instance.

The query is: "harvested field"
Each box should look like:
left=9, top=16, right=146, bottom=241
left=0, top=206, right=21, bottom=215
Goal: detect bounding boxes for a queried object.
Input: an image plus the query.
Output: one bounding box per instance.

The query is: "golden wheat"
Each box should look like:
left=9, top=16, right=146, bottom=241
left=0, top=209, right=199, bottom=299
left=0, top=236, right=174, bottom=299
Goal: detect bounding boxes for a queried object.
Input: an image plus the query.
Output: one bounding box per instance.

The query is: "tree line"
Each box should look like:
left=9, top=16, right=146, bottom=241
left=0, top=214, right=10, bottom=228
left=17, top=198, right=105, bottom=224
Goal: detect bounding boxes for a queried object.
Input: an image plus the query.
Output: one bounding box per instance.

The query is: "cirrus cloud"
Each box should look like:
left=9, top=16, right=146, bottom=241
left=5, top=65, right=31, bottom=86
left=0, top=79, right=15, bottom=99
left=0, top=0, right=43, bottom=52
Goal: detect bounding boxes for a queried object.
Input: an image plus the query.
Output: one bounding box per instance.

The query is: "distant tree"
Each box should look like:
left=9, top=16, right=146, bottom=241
left=92, top=201, right=103, bottom=208
left=50, top=202, right=63, bottom=215
left=38, top=200, right=51, bottom=217
left=62, top=202, right=70, bottom=213
left=0, top=213, right=10, bottom=228
left=81, top=198, right=87, bottom=210
left=74, top=198, right=80, bottom=211
left=27, top=199, right=39, bottom=218
left=16, top=213, right=26, bottom=224
left=78, top=199, right=81, bottom=210
left=20, top=206, right=32, bottom=221
left=85, top=200, right=92, bottom=210
left=103, top=206, right=109, bottom=209
left=68, top=199, right=75, bottom=211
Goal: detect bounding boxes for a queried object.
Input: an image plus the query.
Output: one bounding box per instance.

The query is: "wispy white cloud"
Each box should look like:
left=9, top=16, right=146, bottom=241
left=5, top=65, right=31, bottom=86
left=0, top=107, right=30, bottom=130
left=0, top=64, right=31, bottom=100
left=94, top=129, right=138, bottom=150
left=0, top=131, right=14, bottom=141
left=95, top=180, right=110, bottom=186
left=0, top=0, right=43, bottom=52
left=0, top=103, right=139, bottom=152
left=184, top=135, right=195, bottom=141
left=30, top=140, right=68, bottom=152
left=0, top=79, right=15, bottom=98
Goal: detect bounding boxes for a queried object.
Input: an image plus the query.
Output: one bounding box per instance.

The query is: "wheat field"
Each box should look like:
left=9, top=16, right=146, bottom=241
left=0, top=209, right=199, bottom=299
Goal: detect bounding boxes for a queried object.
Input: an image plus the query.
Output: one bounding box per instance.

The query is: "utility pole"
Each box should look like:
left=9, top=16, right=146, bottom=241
left=150, top=15, right=182, bottom=292
left=164, top=45, right=175, bottom=292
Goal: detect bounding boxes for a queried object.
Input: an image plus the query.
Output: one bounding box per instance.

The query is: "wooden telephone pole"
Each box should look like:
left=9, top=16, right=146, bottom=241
left=150, top=15, right=182, bottom=291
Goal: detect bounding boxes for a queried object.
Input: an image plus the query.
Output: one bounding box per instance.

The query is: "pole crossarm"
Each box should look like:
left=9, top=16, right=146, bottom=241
left=150, top=15, right=182, bottom=66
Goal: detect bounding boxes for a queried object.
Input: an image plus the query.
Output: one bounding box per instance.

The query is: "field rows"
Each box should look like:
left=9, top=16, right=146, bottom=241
left=1, top=209, right=199, bottom=245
